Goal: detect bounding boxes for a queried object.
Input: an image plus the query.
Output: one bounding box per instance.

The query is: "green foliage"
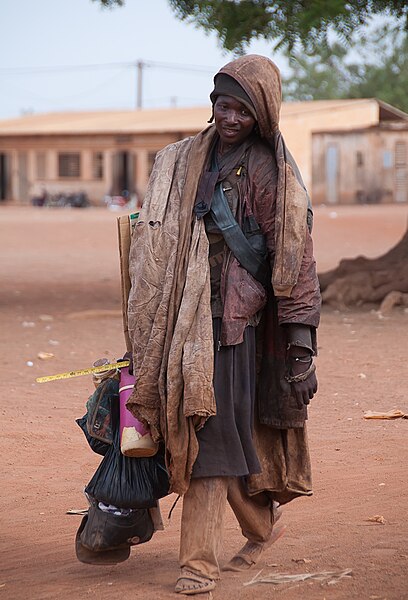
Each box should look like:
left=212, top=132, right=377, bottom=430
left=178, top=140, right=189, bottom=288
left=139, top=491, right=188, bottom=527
left=283, top=42, right=351, bottom=101
left=93, top=1, right=408, bottom=52
left=92, top=0, right=124, bottom=7
left=283, top=24, right=408, bottom=113
left=347, top=27, right=408, bottom=112
left=168, top=1, right=408, bottom=53
left=93, top=1, right=408, bottom=112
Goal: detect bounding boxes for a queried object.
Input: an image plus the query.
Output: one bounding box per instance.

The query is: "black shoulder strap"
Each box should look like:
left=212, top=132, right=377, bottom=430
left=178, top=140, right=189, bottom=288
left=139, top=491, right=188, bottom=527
left=210, top=184, right=270, bottom=287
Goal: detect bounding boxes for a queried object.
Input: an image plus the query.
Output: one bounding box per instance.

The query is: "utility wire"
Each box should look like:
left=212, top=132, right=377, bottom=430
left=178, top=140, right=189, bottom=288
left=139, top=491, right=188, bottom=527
left=0, top=59, right=217, bottom=111
left=143, top=60, right=215, bottom=73
left=0, top=62, right=134, bottom=74
left=0, top=59, right=215, bottom=76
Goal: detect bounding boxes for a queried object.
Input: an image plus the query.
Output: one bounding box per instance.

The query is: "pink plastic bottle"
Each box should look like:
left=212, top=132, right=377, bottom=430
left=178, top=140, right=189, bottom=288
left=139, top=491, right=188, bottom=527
left=119, top=366, right=158, bottom=457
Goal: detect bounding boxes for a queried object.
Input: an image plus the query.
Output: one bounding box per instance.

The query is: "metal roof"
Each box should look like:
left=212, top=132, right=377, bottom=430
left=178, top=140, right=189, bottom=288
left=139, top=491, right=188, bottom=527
left=0, top=98, right=406, bottom=137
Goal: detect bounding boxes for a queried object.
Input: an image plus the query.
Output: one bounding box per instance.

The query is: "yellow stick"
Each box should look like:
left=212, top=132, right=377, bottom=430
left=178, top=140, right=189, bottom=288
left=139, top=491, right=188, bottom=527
left=36, top=360, right=130, bottom=383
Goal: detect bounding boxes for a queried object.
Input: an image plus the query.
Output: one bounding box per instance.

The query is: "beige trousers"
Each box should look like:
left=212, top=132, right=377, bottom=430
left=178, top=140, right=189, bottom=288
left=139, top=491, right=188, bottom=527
left=179, top=476, right=274, bottom=580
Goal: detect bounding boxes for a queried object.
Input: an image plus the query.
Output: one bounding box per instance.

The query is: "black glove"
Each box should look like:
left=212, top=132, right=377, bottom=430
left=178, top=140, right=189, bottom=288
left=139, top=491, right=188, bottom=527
left=288, top=352, right=318, bottom=409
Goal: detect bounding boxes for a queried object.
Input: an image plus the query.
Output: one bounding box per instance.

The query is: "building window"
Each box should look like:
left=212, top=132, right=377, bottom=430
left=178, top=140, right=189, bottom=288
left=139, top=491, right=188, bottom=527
left=58, top=152, right=81, bottom=178
left=395, top=141, right=407, bottom=166
left=383, top=150, right=393, bottom=169
left=395, top=169, right=407, bottom=200
left=36, top=152, right=46, bottom=179
left=395, top=142, right=407, bottom=203
left=148, top=151, right=158, bottom=175
left=92, top=152, right=104, bottom=179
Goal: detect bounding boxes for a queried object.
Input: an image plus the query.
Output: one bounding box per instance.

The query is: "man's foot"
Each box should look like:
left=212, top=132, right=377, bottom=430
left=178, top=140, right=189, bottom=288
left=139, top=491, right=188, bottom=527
left=273, top=501, right=282, bottom=524
left=222, top=524, right=286, bottom=572
left=175, top=569, right=216, bottom=595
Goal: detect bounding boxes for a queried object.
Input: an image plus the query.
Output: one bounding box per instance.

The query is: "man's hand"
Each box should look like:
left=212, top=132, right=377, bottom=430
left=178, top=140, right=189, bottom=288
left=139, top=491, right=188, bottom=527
left=288, top=351, right=318, bottom=409
left=290, top=370, right=318, bottom=409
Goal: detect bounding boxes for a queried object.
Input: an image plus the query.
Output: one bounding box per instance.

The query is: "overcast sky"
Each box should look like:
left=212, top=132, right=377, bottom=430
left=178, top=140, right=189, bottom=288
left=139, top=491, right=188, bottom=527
left=0, top=0, right=290, bottom=120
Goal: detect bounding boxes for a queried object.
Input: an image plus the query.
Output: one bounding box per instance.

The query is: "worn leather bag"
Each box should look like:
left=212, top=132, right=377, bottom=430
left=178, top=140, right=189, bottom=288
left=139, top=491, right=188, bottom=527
left=79, top=498, right=154, bottom=551
left=75, top=496, right=154, bottom=565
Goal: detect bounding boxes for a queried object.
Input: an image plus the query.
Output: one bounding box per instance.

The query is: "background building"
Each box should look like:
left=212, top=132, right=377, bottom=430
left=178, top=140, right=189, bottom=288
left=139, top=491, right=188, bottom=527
left=0, top=99, right=407, bottom=205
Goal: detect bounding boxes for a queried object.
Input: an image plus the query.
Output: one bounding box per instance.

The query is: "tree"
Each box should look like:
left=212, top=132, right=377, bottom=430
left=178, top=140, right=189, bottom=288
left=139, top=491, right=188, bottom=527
left=95, top=0, right=124, bottom=5
left=282, top=41, right=351, bottom=101
left=94, top=0, right=408, bottom=311
left=170, top=1, right=408, bottom=53
left=347, top=27, right=408, bottom=112
left=283, top=24, right=408, bottom=113
left=319, top=229, right=408, bottom=312
left=94, top=1, right=408, bottom=53
left=284, top=22, right=408, bottom=308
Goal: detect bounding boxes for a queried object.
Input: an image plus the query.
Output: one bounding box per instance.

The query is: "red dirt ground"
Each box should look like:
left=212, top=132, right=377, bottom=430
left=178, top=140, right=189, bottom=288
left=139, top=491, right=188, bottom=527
left=1, top=204, right=407, bottom=600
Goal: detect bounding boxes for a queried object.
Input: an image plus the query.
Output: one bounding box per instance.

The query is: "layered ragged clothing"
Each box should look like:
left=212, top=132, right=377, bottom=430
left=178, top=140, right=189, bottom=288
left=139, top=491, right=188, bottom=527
left=127, top=55, right=321, bottom=502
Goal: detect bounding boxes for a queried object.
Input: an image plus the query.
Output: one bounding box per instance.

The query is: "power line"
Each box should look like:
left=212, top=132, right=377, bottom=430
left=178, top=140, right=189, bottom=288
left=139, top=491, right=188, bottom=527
left=0, top=59, right=216, bottom=76
left=0, top=58, right=217, bottom=112
left=0, top=61, right=134, bottom=74
left=144, top=60, right=215, bottom=73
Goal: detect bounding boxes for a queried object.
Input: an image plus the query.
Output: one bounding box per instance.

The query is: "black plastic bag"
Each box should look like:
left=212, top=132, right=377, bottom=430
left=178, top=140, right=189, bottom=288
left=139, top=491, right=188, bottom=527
left=84, top=399, right=170, bottom=509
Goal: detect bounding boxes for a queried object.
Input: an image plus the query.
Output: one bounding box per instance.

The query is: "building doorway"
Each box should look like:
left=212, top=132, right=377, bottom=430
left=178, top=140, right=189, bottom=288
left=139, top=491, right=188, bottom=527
left=325, top=145, right=339, bottom=205
left=111, top=151, right=135, bottom=196
left=17, top=152, right=29, bottom=203
left=0, top=153, right=10, bottom=201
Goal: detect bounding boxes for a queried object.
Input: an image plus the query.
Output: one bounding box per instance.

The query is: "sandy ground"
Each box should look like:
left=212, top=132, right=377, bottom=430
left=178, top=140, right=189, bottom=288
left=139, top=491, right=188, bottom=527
left=0, top=204, right=407, bottom=600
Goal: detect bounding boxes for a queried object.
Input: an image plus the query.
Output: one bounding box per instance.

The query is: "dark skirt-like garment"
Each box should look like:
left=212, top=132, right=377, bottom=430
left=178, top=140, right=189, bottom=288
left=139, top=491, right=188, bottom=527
left=192, top=318, right=261, bottom=478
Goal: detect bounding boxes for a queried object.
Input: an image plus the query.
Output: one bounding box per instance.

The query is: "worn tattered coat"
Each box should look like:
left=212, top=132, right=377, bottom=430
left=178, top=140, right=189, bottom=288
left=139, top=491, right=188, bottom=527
left=127, top=56, right=321, bottom=500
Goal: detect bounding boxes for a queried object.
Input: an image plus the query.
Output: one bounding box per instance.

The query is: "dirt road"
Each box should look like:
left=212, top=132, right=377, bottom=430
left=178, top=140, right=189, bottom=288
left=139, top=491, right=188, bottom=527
left=1, top=205, right=407, bottom=600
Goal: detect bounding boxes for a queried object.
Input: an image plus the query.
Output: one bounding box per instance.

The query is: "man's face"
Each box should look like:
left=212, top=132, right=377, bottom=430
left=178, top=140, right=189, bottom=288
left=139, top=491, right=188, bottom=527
left=213, top=95, right=256, bottom=148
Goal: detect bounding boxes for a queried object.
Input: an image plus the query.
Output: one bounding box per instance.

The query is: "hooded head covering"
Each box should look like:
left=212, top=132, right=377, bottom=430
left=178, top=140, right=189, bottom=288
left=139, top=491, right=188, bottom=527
left=212, top=54, right=282, bottom=140
left=209, top=73, right=257, bottom=120
left=209, top=54, right=311, bottom=297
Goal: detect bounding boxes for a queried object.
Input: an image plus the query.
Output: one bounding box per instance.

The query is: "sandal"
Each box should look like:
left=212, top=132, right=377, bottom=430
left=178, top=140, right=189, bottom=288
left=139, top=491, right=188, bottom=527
left=222, top=524, right=286, bottom=572
left=175, top=569, right=216, bottom=596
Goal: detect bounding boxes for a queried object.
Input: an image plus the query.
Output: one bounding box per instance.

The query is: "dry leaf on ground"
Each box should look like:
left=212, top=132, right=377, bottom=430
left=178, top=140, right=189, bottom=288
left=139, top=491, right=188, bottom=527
left=244, top=568, right=352, bottom=587
left=292, top=558, right=312, bottom=564
left=364, top=410, right=407, bottom=420
left=37, top=351, right=54, bottom=360
left=366, top=515, right=385, bottom=524
left=66, top=508, right=88, bottom=515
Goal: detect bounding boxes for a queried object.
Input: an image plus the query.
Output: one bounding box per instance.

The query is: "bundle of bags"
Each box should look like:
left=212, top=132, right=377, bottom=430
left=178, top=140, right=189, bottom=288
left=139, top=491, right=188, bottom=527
left=75, top=365, right=169, bottom=564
